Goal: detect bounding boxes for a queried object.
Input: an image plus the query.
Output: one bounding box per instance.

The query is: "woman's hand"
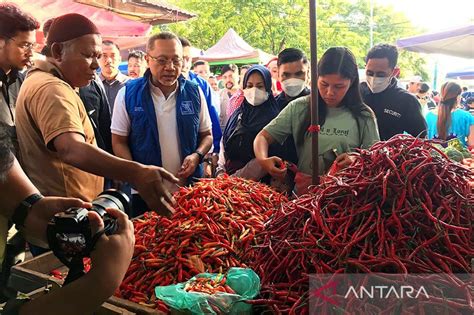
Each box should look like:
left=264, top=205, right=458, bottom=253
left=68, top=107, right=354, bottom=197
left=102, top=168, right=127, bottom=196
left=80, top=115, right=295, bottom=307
left=334, top=153, right=356, bottom=169
left=258, top=156, right=287, bottom=179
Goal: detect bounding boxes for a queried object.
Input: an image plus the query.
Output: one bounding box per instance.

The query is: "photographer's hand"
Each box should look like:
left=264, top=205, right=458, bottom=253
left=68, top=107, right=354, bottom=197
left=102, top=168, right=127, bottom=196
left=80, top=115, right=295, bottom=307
left=88, top=208, right=135, bottom=289
left=19, top=208, right=134, bottom=315
left=23, top=197, right=91, bottom=246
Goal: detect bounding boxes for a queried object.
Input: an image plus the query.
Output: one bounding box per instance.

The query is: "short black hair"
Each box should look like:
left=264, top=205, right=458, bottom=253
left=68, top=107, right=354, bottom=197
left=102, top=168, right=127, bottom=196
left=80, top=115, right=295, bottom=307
left=366, top=44, right=398, bottom=69
left=467, top=97, right=474, bottom=104
left=277, top=48, right=308, bottom=67
left=462, top=87, right=468, bottom=92
left=147, top=32, right=181, bottom=51
left=179, top=36, right=191, bottom=48
left=418, top=83, right=430, bottom=94
left=0, top=124, right=14, bottom=181
left=0, top=3, right=39, bottom=39
left=193, top=60, right=207, bottom=68
left=221, top=64, right=238, bottom=74
left=128, top=50, right=145, bottom=61
left=102, top=40, right=120, bottom=51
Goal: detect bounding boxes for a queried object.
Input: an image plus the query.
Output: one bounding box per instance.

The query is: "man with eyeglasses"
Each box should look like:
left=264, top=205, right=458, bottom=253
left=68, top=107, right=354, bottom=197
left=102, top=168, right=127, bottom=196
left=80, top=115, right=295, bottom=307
left=360, top=44, right=426, bottom=140
left=16, top=14, right=178, bottom=221
left=111, top=32, right=213, bottom=216
left=0, top=3, right=39, bottom=155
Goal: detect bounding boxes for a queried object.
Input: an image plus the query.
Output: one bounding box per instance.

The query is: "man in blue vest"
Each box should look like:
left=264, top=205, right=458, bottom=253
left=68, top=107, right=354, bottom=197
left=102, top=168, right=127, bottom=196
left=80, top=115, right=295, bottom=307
left=179, top=37, right=221, bottom=177
left=111, top=32, right=213, bottom=216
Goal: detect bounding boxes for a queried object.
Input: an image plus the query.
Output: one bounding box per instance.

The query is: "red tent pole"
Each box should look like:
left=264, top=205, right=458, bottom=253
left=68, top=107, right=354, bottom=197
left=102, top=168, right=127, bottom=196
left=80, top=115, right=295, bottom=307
left=309, top=0, right=320, bottom=185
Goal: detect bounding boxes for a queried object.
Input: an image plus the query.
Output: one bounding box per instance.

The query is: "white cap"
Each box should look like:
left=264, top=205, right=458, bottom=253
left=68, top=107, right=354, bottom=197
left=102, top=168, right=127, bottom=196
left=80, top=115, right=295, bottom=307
left=409, top=75, right=422, bottom=83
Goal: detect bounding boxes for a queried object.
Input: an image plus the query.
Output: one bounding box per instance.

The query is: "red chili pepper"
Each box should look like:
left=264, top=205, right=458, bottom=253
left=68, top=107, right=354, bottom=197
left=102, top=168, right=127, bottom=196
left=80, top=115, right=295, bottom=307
left=251, top=135, right=473, bottom=313
left=116, top=175, right=287, bottom=310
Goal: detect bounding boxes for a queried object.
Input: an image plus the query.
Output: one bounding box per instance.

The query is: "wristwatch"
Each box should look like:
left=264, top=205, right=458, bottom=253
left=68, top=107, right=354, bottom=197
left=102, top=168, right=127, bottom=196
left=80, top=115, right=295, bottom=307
left=194, top=150, right=205, bottom=163
left=11, top=193, right=44, bottom=227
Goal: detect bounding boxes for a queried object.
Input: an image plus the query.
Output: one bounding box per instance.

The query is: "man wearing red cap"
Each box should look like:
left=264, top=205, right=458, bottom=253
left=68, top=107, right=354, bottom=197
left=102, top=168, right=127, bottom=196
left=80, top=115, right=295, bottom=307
left=15, top=13, right=178, bottom=214
left=0, top=8, right=135, bottom=315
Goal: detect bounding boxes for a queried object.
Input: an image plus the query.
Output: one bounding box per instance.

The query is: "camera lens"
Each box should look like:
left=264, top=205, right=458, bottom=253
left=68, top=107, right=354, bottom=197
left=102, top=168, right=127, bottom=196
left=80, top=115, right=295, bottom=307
left=92, top=189, right=130, bottom=216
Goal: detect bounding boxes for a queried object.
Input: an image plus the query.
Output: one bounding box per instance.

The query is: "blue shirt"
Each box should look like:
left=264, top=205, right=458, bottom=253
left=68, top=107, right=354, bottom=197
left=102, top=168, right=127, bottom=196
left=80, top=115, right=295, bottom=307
left=425, top=109, right=474, bottom=146
left=188, top=71, right=222, bottom=153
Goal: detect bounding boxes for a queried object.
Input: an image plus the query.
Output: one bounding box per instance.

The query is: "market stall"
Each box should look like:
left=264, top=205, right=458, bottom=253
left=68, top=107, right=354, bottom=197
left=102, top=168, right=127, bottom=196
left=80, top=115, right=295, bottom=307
left=446, top=65, right=474, bottom=80
left=13, top=136, right=473, bottom=314
left=10, top=0, right=195, bottom=50
left=5, top=1, right=473, bottom=314
left=396, top=24, right=474, bottom=59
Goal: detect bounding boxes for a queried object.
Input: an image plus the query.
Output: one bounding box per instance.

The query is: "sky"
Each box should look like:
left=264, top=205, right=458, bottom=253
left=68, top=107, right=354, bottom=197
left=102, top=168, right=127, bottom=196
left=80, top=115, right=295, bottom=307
left=375, top=0, right=474, bottom=87
left=378, top=0, right=473, bottom=32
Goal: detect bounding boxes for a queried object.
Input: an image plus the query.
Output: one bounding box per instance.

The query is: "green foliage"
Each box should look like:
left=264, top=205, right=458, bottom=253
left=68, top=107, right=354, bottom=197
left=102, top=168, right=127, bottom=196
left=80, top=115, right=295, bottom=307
left=163, top=0, right=428, bottom=77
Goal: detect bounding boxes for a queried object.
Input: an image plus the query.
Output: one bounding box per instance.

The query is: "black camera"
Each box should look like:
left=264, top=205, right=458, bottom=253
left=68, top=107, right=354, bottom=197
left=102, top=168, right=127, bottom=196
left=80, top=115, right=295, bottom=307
left=46, top=190, right=129, bottom=283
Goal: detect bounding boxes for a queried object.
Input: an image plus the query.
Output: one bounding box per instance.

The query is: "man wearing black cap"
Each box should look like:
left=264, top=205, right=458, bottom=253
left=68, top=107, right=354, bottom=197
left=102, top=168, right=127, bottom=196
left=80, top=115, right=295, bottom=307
left=15, top=13, right=178, bottom=215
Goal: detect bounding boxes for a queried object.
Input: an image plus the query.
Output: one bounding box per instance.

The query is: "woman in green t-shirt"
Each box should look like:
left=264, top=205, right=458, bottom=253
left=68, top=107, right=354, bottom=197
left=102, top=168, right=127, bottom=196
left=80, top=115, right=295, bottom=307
left=254, top=47, right=380, bottom=186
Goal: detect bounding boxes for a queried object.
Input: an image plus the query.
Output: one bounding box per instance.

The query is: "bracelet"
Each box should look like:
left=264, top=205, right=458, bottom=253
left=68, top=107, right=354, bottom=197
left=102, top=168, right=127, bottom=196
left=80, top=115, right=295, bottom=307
left=11, top=193, right=44, bottom=227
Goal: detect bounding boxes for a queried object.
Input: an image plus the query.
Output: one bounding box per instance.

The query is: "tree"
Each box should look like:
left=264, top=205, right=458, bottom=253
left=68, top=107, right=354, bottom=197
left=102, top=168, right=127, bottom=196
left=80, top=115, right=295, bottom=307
left=163, top=0, right=429, bottom=79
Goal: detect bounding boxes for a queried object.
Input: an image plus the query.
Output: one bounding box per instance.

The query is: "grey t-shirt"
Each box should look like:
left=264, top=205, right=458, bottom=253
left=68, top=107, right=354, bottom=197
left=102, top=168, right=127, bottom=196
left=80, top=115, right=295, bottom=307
left=100, top=72, right=129, bottom=115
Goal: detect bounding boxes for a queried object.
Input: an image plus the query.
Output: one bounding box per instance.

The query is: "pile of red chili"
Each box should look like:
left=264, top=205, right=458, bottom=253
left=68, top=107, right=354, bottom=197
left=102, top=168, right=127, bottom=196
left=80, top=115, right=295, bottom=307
left=116, top=175, right=286, bottom=311
left=252, top=135, right=473, bottom=314
left=183, top=274, right=235, bottom=294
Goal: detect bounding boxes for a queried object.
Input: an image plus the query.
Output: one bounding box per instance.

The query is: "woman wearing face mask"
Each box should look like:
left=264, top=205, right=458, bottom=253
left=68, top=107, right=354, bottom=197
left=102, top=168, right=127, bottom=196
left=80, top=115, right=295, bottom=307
left=254, top=47, right=380, bottom=193
left=222, top=65, right=283, bottom=179
left=425, top=82, right=474, bottom=147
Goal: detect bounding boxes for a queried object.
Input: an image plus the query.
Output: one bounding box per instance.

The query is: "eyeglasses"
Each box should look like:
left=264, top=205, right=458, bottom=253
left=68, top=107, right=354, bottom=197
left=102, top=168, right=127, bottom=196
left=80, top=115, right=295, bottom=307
left=8, top=37, right=37, bottom=52
left=147, top=54, right=183, bottom=67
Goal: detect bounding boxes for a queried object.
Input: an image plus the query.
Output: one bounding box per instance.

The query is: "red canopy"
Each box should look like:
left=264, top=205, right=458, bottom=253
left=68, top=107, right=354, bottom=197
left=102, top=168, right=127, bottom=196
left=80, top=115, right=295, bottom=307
left=12, top=0, right=152, bottom=50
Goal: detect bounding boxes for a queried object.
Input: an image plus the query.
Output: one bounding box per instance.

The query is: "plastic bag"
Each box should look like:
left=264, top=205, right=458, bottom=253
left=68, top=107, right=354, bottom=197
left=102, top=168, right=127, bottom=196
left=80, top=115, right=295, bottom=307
left=154, top=267, right=260, bottom=315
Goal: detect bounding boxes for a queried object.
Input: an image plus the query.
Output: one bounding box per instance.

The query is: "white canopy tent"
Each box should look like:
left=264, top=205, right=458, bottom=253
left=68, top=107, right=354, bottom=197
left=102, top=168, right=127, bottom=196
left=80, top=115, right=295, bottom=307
left=199, top=28, right=275, bottom=66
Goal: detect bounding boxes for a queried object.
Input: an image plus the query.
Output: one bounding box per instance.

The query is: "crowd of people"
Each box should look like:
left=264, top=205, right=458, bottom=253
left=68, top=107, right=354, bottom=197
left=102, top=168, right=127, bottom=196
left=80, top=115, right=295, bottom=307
left=0, top=3, right=473, bottom=314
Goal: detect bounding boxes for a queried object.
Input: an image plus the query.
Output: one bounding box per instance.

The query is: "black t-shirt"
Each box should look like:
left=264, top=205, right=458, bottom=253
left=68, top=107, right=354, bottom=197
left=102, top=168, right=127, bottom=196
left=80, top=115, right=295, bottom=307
left=273, top=88, right=311, bottom=164
left=275, top=87, right=311, bottom=111
left=78, top=80, right=112, bottom=153
left=360, top=78, right=427, bottom=140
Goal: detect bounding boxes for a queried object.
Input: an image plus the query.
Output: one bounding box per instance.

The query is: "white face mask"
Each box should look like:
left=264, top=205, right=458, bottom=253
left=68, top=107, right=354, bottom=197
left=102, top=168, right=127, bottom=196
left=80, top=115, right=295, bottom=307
left=366, top=75, right=391, bottom=94
left=244, top=87, right=269, bottom=106
left=282, top=78, right=306, bottom=97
